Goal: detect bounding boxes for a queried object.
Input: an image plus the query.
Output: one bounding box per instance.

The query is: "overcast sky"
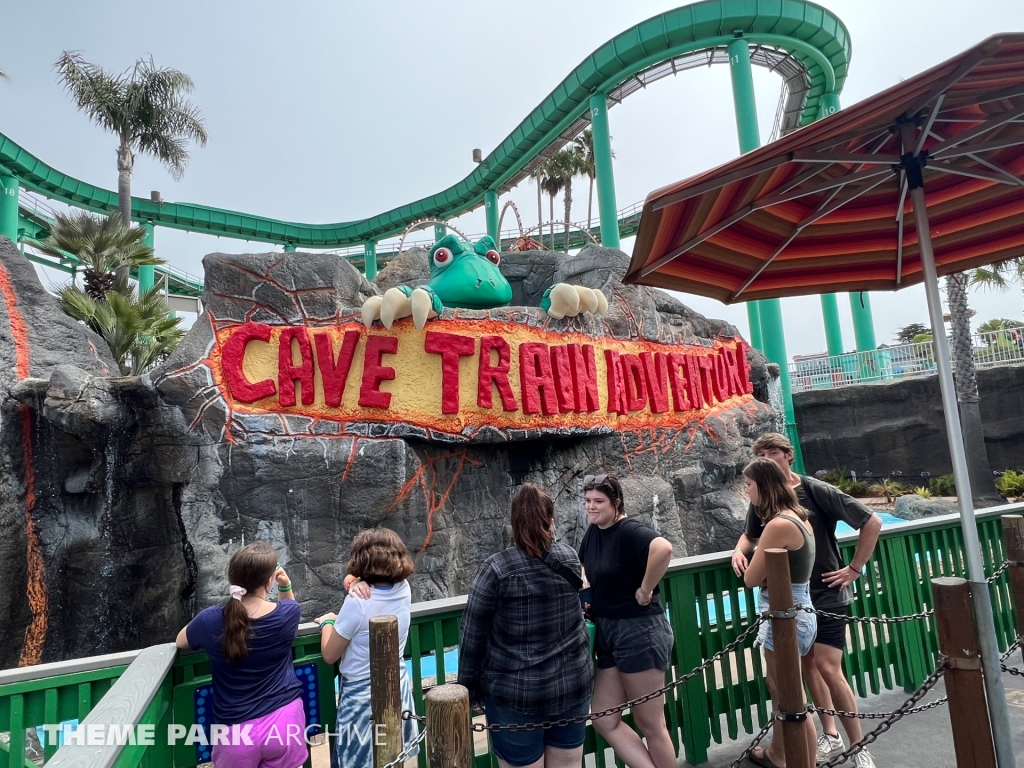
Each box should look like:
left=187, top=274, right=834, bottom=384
left=4, top=0, right=1024, bottom=351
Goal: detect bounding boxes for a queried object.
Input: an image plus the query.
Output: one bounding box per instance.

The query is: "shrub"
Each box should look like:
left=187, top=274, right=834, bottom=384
left=912, top=486, right=932, bottom=499
left=995, top=470, right=1024, bottom=498
left=837, top=478, right=870, bottom=497
left=868, top=479, right=908, bottom=503
left=929, top=474, right=957, bottom=497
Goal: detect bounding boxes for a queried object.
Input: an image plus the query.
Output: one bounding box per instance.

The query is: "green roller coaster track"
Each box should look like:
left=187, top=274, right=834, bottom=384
left=0, top=0, right=850, bottom=260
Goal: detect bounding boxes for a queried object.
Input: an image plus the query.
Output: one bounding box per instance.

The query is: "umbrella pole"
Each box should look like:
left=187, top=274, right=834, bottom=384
left=911, top=185, right=1016, bottom=768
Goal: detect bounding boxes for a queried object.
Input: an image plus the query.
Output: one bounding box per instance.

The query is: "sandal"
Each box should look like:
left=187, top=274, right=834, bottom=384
left=749, top=747, right=783, bottom=768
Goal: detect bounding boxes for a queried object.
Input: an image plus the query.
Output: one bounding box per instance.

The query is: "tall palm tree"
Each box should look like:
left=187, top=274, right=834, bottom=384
left=539, top=166, right=564, bottom=251
left=55, top=53, right=208, bottom=230
left=27, top=211, right=159, bottom=300
left=530, top=167, right=545, bottom=249
left=547, top=148, right=584, bottom=248
left=945, top=272, right=999, bottom=504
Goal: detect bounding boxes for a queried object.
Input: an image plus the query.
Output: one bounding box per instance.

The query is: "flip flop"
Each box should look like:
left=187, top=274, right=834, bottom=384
left=748, top=747, right=783, bottom=768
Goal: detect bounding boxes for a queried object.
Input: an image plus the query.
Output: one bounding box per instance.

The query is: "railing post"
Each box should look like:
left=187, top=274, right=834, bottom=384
left=933, top=577, right=997, bottom=768
left=764, top=549, right=813, bottom=768
left=1002, top=515, right=1024, bottom=644
left=370, top=615, right=404, bottom=768
left=425, top=684, right=472, bottom=768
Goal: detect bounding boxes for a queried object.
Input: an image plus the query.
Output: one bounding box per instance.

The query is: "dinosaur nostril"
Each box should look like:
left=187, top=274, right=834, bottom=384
left=475, top=279, right=483, bottom=287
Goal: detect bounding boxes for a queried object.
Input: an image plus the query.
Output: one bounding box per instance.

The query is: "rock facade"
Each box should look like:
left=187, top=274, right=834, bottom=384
left=0, top=239, right=775, bottom=666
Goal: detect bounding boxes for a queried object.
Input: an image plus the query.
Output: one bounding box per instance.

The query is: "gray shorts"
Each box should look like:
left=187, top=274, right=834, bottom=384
left=594, top=613, right=674, bottom=673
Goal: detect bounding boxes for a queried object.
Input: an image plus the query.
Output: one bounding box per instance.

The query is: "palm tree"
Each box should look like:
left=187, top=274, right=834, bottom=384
left=539, top=166, right=564, bottom=251
left=58, top=284, right=184, bottom=375
left=55, top=52, right=208, bottom=231
left=945, top=272, right=999, bottom=504
left=530, top=167, right=545, bottom=249
left=27, top=211, right=159, bottom=300
left=547, top=147, right=584, bottom=248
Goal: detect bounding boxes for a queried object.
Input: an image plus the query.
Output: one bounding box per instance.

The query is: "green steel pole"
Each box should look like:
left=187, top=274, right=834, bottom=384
left=820, top=293, right=844, bottom=356
left=849, top=292, right=877, bottom=351
left=433, top=223, right=446, bottom=242
left=589, top=92, right=620, bottom=250
left=728, top=35, right=803, bottom=470
left=139, top=222, right=155, bottom=293
left=364, top=241, right=378, bottom=281
left=819, top=91, right=841, bottom=120
left=0, top=175, right=19, bottom=243
left=284, top=244, right=296, bottom=253
left=484, top=190, right=499, bottom=244
left=727, top=37, right=764, bottom=354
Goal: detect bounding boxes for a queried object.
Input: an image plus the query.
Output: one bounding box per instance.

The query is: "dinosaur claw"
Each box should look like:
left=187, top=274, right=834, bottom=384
left=411, top=288, right=435, bottom=330
left=546, top=283, right=581, bottom=319
left=380, top=287, right=412, bottom=329
left=594, top=290, right=609, bottom=316
left=574, top=286, right=599, bottom=314
left=361, top=295, right=383, bottom=328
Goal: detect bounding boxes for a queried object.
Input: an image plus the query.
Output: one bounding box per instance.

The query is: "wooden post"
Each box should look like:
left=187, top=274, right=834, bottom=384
left=425, top=684, right=472, bottom=768
left=933, top=577, right=996, bottom=768
left=1002, top=515, right=1024, bottom=644
left=370, top=615, right=403, bottom=768
left=764, top=549, right=813, bottom=768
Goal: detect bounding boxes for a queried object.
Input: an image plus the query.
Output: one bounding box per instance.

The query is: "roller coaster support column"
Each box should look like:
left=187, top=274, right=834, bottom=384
left=139, top=222, right=155, bottom=293
left=589, top=92, right=619, bottom=250
left=728, top=34, right=803, bottom=471
left=434, top=223, right=447, bottom=242
left=484, top=191, right=499, bottom=245
left=727, top=36, right=764, bottom=353
left=284, top=244, right=296, bottom=253
left=365, top=241, right=378, bottom=281
left=0, top=175, right=19, bottom=244
left=821, top=293, right=844, bottom=357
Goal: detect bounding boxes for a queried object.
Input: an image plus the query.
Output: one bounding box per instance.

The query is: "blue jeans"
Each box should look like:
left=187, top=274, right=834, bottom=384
left=483, top=695, right=588, bottom=767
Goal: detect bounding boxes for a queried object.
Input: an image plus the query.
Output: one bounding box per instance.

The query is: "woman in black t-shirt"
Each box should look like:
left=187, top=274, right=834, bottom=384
left=578, top=474, right=676, bottom=768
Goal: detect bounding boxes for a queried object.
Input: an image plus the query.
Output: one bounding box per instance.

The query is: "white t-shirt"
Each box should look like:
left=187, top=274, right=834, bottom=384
left=334, top=580, right=411, bottom=678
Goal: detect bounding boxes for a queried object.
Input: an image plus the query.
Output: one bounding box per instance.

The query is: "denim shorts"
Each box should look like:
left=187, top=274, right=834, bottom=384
left=594, top=613, right=674, bottom=673
left=757, top=583, right=818, bottom=656
left=483, top=696, right=588, bottom=766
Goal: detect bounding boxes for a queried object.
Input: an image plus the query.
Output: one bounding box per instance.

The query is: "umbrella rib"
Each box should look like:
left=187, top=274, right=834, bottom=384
left=650, top=155, right=792, bottom=210
left=896, top=178, right=908, bottom=286
left=901, top=40, right=998, bottom=120
left=791, top=151, right=902, bottom=164
left=933, top=134, right=1024, bottom=160
left=916, top=94, right=945, bottom=155
left=929, top=105, right=1024, bottom=156
left=966, top=153, right=1024, bottom=185
left=929, top=159, right=1021, bottom=185
left=730, top=174, right=892, bottom=301
left=638, top=205, right=755, bottom=277
left=757, top=166, right=891, bottom=208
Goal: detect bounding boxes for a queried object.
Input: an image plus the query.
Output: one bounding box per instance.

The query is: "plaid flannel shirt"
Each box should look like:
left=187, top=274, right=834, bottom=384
left=457, top=543, right=595, bottom=716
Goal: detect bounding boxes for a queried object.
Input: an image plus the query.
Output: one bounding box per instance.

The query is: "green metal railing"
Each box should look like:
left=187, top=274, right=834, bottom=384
left=1, top=504, right=1019, bottom=768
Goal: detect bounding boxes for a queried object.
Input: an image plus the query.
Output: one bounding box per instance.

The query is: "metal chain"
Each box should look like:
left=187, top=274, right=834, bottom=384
left=987, top=560, right=1011, bottom=583
left=382, top=726, right=427, bottom=768
left=728, top=718, right=774, bottom=768
left=465, top=617, right=765, bottom=732
left=795, top=604, right=933, bottom=625
left=402, top=710, right=426, bottom=724
left=816, top=660, right=949, bottom=768
left=812, top=696, right=948, bottom=720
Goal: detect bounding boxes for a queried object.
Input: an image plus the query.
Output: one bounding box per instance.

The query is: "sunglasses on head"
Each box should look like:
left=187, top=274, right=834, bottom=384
left=584, top=474, right=608, bottom=485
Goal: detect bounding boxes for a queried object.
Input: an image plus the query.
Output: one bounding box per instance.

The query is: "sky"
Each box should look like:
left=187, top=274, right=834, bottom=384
left=4, top=0, right=1024, bottom=350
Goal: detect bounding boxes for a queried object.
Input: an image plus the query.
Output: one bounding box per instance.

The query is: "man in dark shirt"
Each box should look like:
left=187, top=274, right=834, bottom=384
left=732, top=433, right=883, bottom=768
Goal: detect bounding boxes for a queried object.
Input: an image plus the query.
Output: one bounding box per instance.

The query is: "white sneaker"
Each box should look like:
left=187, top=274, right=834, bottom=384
left=853, top=749, right=878, bottom=768
left=816, top=731, right=844, bottom=761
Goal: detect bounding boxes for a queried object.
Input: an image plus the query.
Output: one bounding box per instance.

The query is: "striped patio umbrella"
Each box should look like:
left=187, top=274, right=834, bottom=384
left=625, top=33, right=1024, bottom=765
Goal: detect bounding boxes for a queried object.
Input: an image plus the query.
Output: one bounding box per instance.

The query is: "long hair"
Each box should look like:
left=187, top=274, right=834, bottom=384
left=743, top=457, right=806, bottom=524
left=582, top=474, right=626, bottom=518
left=510, top=483, right=554, bottom=559
left=346, top=528, right=415, bottom=585
left=220, top=542, right=278, bottom=664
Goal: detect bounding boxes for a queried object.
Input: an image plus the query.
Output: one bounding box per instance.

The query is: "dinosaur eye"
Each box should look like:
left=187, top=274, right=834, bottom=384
left=485, top=249, right=501, bottom=265
left=433, top=247, right=453, bottom=267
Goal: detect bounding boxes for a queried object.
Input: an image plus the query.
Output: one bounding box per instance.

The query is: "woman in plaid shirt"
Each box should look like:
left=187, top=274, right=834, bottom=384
left=458, top=484, right=594, bottom=768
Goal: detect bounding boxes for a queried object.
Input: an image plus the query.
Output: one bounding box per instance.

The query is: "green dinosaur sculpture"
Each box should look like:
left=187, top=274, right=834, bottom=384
left=361, top=234, right=607, bottom=329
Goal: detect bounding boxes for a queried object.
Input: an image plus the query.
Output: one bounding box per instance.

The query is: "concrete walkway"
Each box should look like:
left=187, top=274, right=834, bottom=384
left=687, top=667, right=1024, bottom=768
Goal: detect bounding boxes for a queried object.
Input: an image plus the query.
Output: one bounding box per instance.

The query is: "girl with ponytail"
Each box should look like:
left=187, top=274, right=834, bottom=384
left=175, top=542, right=307, bottom=768
left=458, top=483, right=594, bottom=768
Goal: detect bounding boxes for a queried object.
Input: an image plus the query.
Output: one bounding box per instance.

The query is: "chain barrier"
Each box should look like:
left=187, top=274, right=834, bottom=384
left=816, top=660, right=949, bottom=768
left=1002, top=636, right=1024, bottom=677
left=795, top=604, right=933, bottom=625
left=381, top=726, right=428, bottom=768
left=987, top=560, right=1011, bottom=583
left=402, top=710, right=426, bottom=724
left=727, top=719, right=774, bottom=768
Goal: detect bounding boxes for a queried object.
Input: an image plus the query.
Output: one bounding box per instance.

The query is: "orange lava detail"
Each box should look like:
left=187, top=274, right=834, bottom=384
left=384, top=449, right=482, bottom=555
left=0, top=262, right=48, bottom=665
left=18, top=405, right=48, bottom=667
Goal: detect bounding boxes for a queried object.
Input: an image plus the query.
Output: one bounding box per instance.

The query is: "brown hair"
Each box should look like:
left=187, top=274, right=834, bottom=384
left=743, top=457, right=806, bottom=524
left=583, top=474, right=626, bottom=518
left=220, top=542, right=278, bottom=664
left=752, top=432, right=795, bottom=460
left=510, top=483, right=554, bottom=559
left=346, top=528, right=415, bottom=585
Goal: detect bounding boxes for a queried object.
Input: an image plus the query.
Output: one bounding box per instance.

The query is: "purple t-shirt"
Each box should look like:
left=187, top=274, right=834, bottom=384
left=186, top=601, right=303, bottom=725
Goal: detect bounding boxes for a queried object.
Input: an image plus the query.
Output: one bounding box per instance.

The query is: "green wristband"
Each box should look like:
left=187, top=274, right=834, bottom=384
left=278, top=583, right=293, bottom=592
left=320, top=619, right=335, bottom=629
